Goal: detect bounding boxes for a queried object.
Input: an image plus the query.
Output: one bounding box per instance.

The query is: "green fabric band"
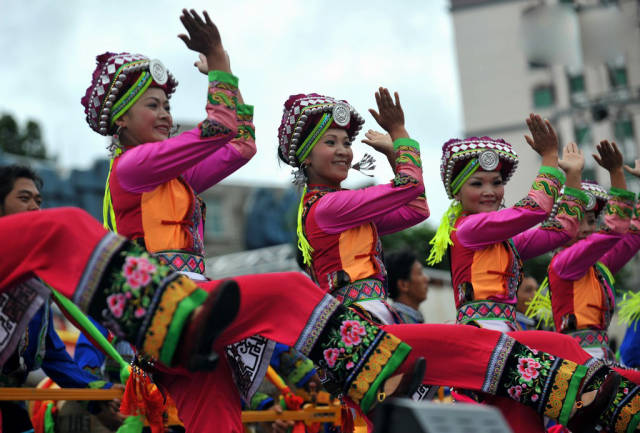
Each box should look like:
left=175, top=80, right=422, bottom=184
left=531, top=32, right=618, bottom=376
left=539, top=165, right=566, bottom=184
left=159, top=288, right=208, bottom=366
left=558, top=364, right=587, bottom=426
left=208, top=70, right=239, bottom=87
left=610, top=187, right=636, bottom=201
left=359, top=341, right=411, bottom=413
left=237, top=104, right=254, bottom=116
left=627, top=410, right=640, bottom=433
left=296, top=112, right=332, bottom=162
left=110, top=72, right=153, bottom=125
left=451, top=158, right=480, bottom=196
left=393, top=137, right=419, bottom=152
left=563, top=187, right=590, bottom=205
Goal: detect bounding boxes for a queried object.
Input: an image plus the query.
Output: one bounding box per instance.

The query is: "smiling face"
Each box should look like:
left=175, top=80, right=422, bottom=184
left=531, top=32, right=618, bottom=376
left=115, top=87, right=173, bottom=146
left=455, top=170, right=504, bottom=214
left=304, top=128, right=353, bottom=188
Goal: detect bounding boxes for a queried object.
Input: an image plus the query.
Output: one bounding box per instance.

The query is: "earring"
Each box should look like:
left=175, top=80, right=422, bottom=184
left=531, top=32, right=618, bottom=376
left=292, top=163, right=308, bottom=186
left=500, top=198, right=506, bottom=209
left=108, top=125, right=124, bottom=156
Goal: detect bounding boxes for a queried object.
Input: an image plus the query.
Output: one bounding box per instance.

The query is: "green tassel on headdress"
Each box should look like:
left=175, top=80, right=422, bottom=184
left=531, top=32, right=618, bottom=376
left=525, top=277, right=554, bottom=329
left=618, top=290, right=640, bottom=329
left=426, top=201, right=462, bottom=266
left=296, top=185, right=314, bottom=266
left=103, top=147, right=122, bottom=232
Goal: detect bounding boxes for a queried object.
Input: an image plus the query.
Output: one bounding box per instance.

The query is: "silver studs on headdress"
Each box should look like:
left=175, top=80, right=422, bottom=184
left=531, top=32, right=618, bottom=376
left=478, top=149, right=499, bottom=171
left=584, top=192, right=597, bottom=211
left=149, top=59, right=168, bottom=85
left=332, top=102, right=351, bottom=127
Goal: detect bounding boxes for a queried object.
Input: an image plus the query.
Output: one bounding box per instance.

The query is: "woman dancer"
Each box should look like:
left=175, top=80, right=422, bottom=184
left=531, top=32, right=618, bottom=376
left=428, top=117, right=587, bottom=333
left=547, top=146, right=640, bottom=359
left=277, top=89, right=427, bottom=325
left=5, top=207, right=640, bottom=432
left=86, top=13, right=255, bottom=282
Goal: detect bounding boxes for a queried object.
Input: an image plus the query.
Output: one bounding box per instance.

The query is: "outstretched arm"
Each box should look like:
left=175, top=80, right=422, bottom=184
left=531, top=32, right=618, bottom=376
left=457, top=115, right=564, bottom=249
left=116, top=10, right=248, bottom=193
left=313, top=89, right=427, bottom=235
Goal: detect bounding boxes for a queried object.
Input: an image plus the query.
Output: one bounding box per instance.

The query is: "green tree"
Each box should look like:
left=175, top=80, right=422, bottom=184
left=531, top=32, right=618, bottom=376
left=0, top=114, right=49, bottom=159
left=381, top=223, right=451, bottom=271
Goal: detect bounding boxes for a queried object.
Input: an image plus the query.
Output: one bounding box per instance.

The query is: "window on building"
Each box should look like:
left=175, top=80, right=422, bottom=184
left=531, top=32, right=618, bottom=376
left=533, top=86, right=555, bottom=109
left=204, top=197, right=224, bottom=238
left=609, top=65, right=628, bottom=88
left=567, top=73, right=585, bottom=95
left=614, top=118, right=635, bottom=160
left=574, top=125, right=592, bottom=146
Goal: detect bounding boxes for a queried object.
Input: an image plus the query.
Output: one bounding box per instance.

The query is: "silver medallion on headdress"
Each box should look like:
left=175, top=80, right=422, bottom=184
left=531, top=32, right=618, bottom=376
left=332, top=102, right=351, bottom=127
left=584, top=192, right=596, bottom=211
left=149, top=59, right=168, bottom=85
left=478, top=149, right=499, bottom=171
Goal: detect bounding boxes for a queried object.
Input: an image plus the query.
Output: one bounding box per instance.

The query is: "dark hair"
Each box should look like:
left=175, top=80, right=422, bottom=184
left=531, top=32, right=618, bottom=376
left=385, top=250, right=417, bottom=299
left=0, top=165, right=43, bottom=203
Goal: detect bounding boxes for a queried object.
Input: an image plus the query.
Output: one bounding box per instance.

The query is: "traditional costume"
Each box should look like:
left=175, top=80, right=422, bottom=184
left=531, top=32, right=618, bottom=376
left=5, top=209, right=640, bottom=432
left=277, top=93, right=428, bottom=325
left=428, top=137, right=587, bottom=332
left=547, top=182, right=640, bottom=360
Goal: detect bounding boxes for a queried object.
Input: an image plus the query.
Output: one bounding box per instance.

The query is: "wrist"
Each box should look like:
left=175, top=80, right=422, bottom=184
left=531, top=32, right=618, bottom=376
left=541, top=153, right=558, bottom=167
left=564, top=172, right=581, bottom=189
left=388, top=126, right=409, bottom=141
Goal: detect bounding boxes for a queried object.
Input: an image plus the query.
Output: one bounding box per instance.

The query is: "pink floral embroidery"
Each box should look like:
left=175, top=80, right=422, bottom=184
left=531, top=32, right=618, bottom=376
left=340, top=320, right=367, bottom=347
left=346, top=361, right=355, bottom=370
left=508, top=385, right=522, bottom=400
left=323, top=348, right=340, bottom=368
left=531, top=394, right=539, bottom=402
left=518, top=358, right=541, bottom=381
left=134, top=307, right=147, bottom=318
left=107, top=294, right=126, bottom=318
left=123, top=256, right=156, bottom=289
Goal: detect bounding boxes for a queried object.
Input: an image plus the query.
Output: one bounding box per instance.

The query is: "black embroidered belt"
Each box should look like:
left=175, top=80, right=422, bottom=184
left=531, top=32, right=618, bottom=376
left=456, top=300, right=516, bottom=325
left=155, top=251, right=205, bottom=275
left=331, top=278, right=387, bottom=307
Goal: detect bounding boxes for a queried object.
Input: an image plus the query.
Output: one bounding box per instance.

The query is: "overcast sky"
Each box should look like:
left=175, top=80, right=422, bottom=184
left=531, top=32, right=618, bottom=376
left=1, top=0, right=462, bottom=221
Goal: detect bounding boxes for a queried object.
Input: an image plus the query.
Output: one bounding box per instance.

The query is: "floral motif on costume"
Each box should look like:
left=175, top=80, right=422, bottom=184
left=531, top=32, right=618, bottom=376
left=207, top=91, right=237, bottom=110
left=199, top=119, right=232, bottom=138
left=236, top=125, right=255, bottom=140
left=92, top=242, right=206, bottom=365
left=123, top=256, right=156, bottom=289
left=392, top=173, right=419, bottom=188
left=310, top=306, right=410, bottom=412
left=340, top=320, right=367, bottom=346
left=514, top=197, right=541, bottom=211
left=532, top=173, right=561, bottom=203
left=540, top=218, right=564, bottom=232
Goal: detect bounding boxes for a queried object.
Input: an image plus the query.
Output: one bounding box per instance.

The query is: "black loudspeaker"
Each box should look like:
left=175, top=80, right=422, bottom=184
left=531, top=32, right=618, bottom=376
left=372, top=398, right=513, bottom=433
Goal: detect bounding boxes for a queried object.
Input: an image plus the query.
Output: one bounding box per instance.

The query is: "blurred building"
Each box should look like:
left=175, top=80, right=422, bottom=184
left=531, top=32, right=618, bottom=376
left=451, top=0, right=640, bottom=203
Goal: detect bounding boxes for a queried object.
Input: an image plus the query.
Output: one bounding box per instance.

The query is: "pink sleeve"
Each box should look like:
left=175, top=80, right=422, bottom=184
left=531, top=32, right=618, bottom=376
left=513, top=187, right=587, bottom=260
left=457, top=166, right=565, bottom=250
left=116, top=71, right=240, bottom=193
left=601, top=196, right=640, bottom=274
left=551, top=188, right=635, bottom=280
left=182, top=104, right=256, bottom=194
left=315, top=137, right=428, bottom=234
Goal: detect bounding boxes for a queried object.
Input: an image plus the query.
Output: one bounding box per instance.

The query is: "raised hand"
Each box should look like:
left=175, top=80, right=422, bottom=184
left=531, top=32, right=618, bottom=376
left=361, top=129, right=393, bottom=155
left=594, top=140, right=626, bottom=190
left=593, top=140, right=623, bottom=172
left=369, top=87, right=408, bottom=141
left=178, top=9, right=230, bottom=73
left=558, top=142, right=584, bottom=189
left=624, top=159, right=640, bottom=178
left=525, top=114, right=559, bottom=166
